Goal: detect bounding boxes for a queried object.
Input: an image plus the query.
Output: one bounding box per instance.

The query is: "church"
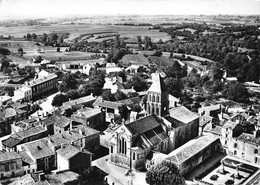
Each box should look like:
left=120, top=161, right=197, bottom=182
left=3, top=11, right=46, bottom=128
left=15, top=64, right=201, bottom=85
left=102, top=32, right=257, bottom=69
left=108, top=73, right=199, bottom=170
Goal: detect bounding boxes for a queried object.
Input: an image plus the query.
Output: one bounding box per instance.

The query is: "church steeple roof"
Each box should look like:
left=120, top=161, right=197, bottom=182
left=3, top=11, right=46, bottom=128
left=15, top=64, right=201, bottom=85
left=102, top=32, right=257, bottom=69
left=148, top=73, right=168, bottom=93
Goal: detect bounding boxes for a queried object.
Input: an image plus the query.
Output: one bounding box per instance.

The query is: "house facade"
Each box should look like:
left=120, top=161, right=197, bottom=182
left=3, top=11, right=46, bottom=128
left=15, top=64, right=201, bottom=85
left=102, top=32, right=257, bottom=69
left=0, top=151, right=23, bottom=179
left=29, top=73, right=58, bottom=99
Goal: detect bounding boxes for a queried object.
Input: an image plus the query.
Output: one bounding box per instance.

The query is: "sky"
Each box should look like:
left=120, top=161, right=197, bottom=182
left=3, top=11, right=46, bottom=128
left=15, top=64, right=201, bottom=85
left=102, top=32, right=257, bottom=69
left=0, top=0, right=259, bottom=19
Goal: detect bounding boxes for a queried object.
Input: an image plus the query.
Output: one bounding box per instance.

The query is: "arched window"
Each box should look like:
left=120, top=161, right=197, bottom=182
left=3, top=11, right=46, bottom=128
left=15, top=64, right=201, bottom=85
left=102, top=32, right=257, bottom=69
left=152, top=94, right=155, bottom=102
left=156, top=95, right=160, bottom=103
left=111, top=146, right=113, bottom=153
left=133, top=152, right=136, bottom=160
left=120, top=137, right=127, bottom=155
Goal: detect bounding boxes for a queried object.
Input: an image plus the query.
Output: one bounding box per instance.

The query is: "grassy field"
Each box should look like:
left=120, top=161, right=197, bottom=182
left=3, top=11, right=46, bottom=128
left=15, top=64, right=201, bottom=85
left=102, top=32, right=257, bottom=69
left=0, top=24, right=171, bottom=42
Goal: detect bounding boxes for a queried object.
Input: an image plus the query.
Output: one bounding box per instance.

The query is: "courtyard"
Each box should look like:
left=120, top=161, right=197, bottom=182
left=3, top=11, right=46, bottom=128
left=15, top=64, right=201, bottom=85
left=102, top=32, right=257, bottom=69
left=201, top=157, right=259, bottom=185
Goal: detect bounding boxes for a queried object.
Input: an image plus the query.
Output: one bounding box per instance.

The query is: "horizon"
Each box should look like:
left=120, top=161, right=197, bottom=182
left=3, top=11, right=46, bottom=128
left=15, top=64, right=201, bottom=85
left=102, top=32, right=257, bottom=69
left=0, top=0, right=260, bottom=20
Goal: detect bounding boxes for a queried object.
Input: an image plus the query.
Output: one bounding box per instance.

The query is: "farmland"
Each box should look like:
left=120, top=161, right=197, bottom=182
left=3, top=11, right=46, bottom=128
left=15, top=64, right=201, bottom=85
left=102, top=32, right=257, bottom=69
left=0, top=24, right=171, bottom=42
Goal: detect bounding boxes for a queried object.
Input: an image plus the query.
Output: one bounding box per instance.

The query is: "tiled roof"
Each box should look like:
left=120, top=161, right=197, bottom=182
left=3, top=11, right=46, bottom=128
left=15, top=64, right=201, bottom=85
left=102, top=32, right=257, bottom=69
left=75, top=108, right=101, bottom=119
left=43, top=115, right=71, bottom=128
left=29, top=74, right=57, bottom=87
left=4, top=108, right=17, bottom=118
left=119, top=88, right=136, bottom=95
left=0, top=151, right=21, bottom=162
left=169, top=106, right=199, bottom=124
left=117, top=97, right=141, bottom=108
left=57, top=144, right=81, bottom=160
left=199, top=115, right=213, bottom=127
left=166, top=135, right=218, bottom=164
left=57, top=144, right=91, bottom=160
left=204, top=123, right=222, bottom=135
left=125, top=115, right=161, bottom=135
left=73, top=125, right=100, bottom=136
left=141, top=126, right=168, bottom=147
left=63, top=95, right=95, bottom=107
left=148, top=73, right=168, bottom=93
left=199, top=104, right=225, bottom=112
left=222, top=120, right=239, bottom=130
left=2, top=137, right=20, bottom=148
left=237, top=133, right=260, bottom=146
left=47, top=130, right=85, bottom=148
left=22, top=139, right=55, bottom=160
left=19, top=151, right=35, bottom=165
left=93, top=98, right=123, bottom=109
left=2, top=125, right=47, bottom=148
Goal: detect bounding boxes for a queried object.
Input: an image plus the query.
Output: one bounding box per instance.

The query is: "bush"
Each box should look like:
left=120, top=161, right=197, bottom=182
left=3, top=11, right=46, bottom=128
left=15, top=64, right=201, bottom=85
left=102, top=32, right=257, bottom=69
left=210, top=174, right=219, bottom=181
left=225, top=179, right=234, bottom=185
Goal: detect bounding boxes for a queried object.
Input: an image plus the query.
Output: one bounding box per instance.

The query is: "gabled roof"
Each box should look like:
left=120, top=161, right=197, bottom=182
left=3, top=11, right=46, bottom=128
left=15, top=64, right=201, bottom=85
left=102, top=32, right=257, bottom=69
left=169, top=106, right=199, bottom=124
left=125, top=115, right=161, bottom=135
left=0, top=151, right=21, bottom=162
left=166, top=135, right=218, bottom=165
left=22, top=139, right=55, bottom=160
left=204, top=123, right=222, bottom=136
left=199, top=115, right=213, bottom=127
left=19, top=151, right=35, bottom=165
left=93, top=98, right=123, bottom=109
left=57, top=144, right=91, bottom=160
left=148, top=73, right=168, bottom=93
left=117, top=97, right=141, bottom=109
left=2, top=125, right=47, bottom=148
left=63, top=94, right=96, bottom=107
left=73, top=125, right=100, bottom=136
left=74, top=108, right=101, bottom=119
left=222, top=120, right=239, bottom=130
left=42, top=115, right=71, bottom=128
left=47, top=130, right=85, bottom=148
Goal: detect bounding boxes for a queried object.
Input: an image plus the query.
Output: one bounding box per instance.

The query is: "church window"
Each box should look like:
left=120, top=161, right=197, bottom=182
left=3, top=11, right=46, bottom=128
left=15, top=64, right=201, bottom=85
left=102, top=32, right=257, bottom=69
left=111, top=146, right=113, bottom=153
left=133, top=152, right=135, bottom=160
left=120, top=137, right=127, bottom=155
left=156, top=96, right=160, bottom=103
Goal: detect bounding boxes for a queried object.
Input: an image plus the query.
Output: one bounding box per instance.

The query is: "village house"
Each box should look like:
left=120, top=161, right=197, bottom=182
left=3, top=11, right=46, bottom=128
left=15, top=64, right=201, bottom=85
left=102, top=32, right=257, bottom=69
left=0, top=151, right=23, bottom=179
left=13, top=86, right=32, bottom=102
left=93, top=98, right=123, bottom=122
left=28, top=73, right=58, bottom=99
left=62, top=94, right=96, bottom=112
left=19, top=150, right=37, bottom=174
left=221, top=120, right=243, bottom=153
left=56, top=144, right=92, bottom=173
left=0, top=106, right=28, bottom=137
left=227, top=125, right=260, bottom=166
left=18, top=139, right=56, bottom=172
left=198, top=104, right=225, bottom=118
left=2, top=125, right=48, bottom=152
left=117, top=96, right=141, bottom=110
left=72, top=107, right=105, bottom=130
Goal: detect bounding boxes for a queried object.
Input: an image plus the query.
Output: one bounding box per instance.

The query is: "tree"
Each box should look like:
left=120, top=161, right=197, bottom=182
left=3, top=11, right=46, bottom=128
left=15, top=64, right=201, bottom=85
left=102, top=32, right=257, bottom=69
left=133, top=104, right=142, bottom=112
left=31, top=33, right=37, bottom=40
left=58, top=73, right=78, bottom=93
left=26, top=33, right=32, bottom=41
left=165, top=61, right=182, bottom=79
left=52, top=94, right=69, bottom=107
left=1, top=57, right=10, bottom=71
left=42, top=33, right=48, bottom=43
left=34, top=55, right=42, bottom=63
left=222, top=82, right=250, bottom=103
left=164, top=77, right=183, bottom=97
left=102, top=89, right=115, bottom=101
left=3, top=67, right=12, bottom=75
left=0, top=47, right=10, bottom=55
left=56, top=47, right=60, bottom=52
left=67, top=89, right=80, bottom=100
left=146, top=160, right=185, bottom=185
left=118, top=104, right=129, bottom=120
left=51, top=33, right=58, bottom=42
left=125, top=75, right=148, bottom=92
left=211, top=64, right=224, bottom=81
left=29, top=103, right=42, bottom=114
left=17, top=47, right=23, bottom=56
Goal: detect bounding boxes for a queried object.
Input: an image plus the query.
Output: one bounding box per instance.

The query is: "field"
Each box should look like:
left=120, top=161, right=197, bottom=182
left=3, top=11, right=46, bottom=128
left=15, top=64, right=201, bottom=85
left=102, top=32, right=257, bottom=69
left=0, top=24, right=171, bottom=43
